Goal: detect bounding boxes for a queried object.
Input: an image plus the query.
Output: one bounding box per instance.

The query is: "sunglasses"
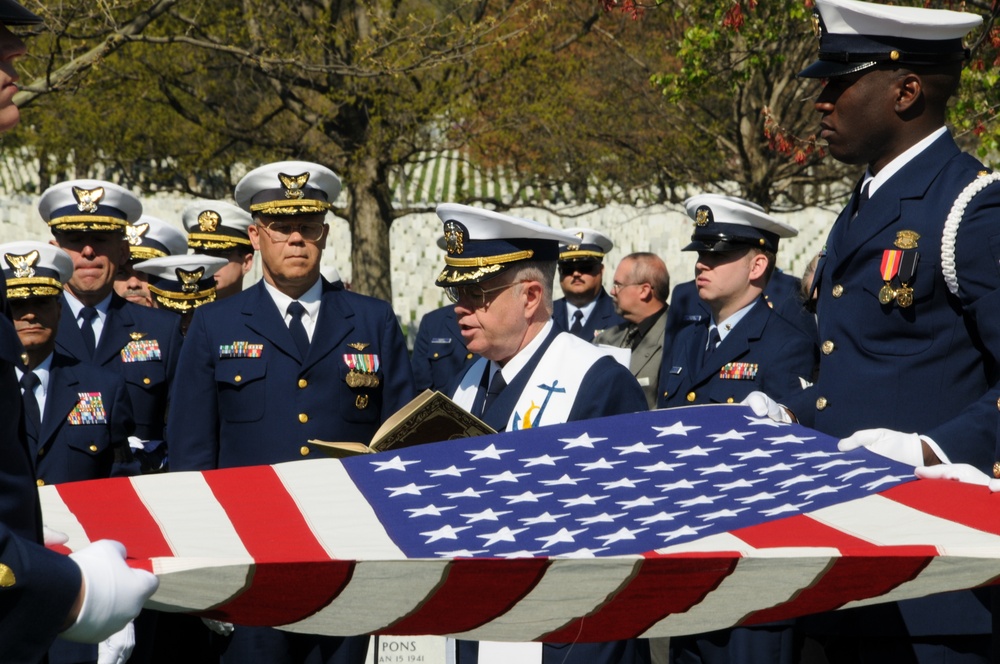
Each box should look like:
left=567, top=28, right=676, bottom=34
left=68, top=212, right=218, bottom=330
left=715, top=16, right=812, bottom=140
left=558, top=261, right=601, bottom=277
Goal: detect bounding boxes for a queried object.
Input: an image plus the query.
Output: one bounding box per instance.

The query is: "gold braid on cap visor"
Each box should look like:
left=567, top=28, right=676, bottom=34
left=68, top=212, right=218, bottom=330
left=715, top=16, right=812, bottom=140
left=188, top=233, right=252, bottom=249
left=249, top=199, right=331, bottom=214
left=559, top=250, right=604, bottom=261
left=148, top=285, right=217, bottom=312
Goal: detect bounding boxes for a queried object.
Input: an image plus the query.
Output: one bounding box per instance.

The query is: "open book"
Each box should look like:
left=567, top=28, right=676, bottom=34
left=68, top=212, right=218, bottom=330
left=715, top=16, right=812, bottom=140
left=309, top=389, right=496, bottom=458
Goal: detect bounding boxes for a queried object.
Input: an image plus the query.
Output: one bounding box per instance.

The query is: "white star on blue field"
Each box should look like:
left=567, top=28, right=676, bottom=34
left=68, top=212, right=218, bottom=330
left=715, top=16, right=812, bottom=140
left=343, top=406, right=915, bottom=558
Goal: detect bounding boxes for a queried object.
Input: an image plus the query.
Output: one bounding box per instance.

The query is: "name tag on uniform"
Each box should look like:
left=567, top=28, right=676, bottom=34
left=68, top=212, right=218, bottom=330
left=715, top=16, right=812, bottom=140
left=68, top=392, right=107, bottom=425
left=121, top=339, right=161, bottom=362
left=670, top=366, right=683, bottom=375
left=719, top=362, right=758, bottom=380
left=219, top=342, right=263, bottom=359
left=684, top=315, right=705, bottom=323
left=431, top=337, right=451, bottom=344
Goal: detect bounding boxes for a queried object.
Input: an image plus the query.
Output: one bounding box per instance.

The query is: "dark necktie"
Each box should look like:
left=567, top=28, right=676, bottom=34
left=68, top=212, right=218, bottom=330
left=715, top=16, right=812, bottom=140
left=483, top=370, right=507, bottom=415
left=854, top=179, right=871, bottom=217
left=570, top=310, right=584, bottom=335
left=20, top=371, right=41, bottom=430
left=287, top=302, right=310, bottom=358
left=703, top=327, right=721, bottom=367
left=622, top=325, right=640, bottom=350
left=80, top=306, right=99, bottom=357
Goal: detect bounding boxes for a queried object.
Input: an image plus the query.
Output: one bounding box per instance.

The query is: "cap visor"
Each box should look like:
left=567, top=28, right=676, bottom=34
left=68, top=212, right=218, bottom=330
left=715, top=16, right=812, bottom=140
left=799, top=59, right=876, bottom=79
left=0, top=1, right=42, bottom=25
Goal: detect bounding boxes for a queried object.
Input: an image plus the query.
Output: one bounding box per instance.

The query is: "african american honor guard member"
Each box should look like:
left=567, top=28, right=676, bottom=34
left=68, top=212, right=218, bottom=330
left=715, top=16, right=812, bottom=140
left=182, top=200, right=255, bottom=300
left=168, top=160, right=415, bottom=664
left=746, top=1, right=1000, bottom=661
left=658, top=195, right=815, bottom=412
left=436, top=203, right=650, bottom=664
left=114, top=214, right=189, bottom=307
left=0, top=2, right=156, bottom=660
left=551, top=228, right=624, bottom=341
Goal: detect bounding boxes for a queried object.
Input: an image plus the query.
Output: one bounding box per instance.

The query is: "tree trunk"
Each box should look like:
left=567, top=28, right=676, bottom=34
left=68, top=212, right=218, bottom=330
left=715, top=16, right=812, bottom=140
left=347, top=154, right=395, bottom=302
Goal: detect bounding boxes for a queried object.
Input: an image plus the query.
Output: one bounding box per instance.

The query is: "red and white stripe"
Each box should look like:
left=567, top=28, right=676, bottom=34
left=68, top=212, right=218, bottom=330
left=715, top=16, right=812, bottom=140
left=38, top=460, right=1000, bottom=641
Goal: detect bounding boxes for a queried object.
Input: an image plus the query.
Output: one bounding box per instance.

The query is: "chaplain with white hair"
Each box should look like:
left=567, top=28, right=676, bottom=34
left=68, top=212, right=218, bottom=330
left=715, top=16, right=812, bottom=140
left=436, top=203, right=650, bottom=664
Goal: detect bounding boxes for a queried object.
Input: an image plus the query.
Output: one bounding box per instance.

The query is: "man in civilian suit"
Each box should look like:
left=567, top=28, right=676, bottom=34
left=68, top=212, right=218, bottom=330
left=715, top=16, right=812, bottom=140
left=436, top=203, right=649, bottom=664
left=551, top=228, right=623, bottom=341
left=42, top=180, right=183, bottom=474
left=169, top=160, right=416, bottom=664
left=593, top=253, right=670, bottom=409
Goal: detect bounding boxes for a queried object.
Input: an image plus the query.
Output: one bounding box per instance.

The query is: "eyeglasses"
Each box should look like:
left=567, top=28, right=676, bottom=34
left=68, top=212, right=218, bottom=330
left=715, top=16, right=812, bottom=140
left=257, top=220, right=326, bottom=243
left=444, top=280, right=529, bottom=310
left=611, top=281, right=644, bottom=294
left=559, top=262, right=601, bottom=277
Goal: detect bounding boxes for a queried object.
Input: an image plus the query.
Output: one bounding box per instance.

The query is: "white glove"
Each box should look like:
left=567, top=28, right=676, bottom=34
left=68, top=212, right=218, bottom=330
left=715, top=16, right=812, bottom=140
left=741, top=391, right=793, bottom=424
left=97, top=622, right=135, bottom=664
left=915, top=464, right=1000, bottom=492
left=838, top=428, right=924, bottom=467
left=43, top=525, right=69, bottom=547
left=201, top=618, right=235, bottom=636
left=61, top=540, right=158, bottom=644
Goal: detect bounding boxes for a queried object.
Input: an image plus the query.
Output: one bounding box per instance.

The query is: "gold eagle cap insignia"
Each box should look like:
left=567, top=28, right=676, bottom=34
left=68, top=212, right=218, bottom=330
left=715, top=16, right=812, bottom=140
left=73, top=186, right=105, bottom=214
left=348, top=342, right=370, bottom=351
left=278, top=172, right=310, bottom=200
left=695, top=206, right=712, bottom=227
left=444, top=221, right=464, bottom=255
left=198, top=210, right=220, bottom=232
left=567, top=232, right=583, bottom=252
left=4, top=250, right=39, bottom=278
left=125, top=222, right=149, bottom=246
left=176, top=267, right=205, bottom=293
left=129, top=332, right=147, bottom=341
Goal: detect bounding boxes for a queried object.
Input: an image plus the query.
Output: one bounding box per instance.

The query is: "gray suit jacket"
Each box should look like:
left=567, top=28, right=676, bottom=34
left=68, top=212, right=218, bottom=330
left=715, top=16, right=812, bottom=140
left=593, top=313, right=666, bottom=410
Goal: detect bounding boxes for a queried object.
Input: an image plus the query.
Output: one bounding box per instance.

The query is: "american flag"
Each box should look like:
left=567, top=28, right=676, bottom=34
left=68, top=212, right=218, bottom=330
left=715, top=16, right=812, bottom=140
left=39, top=405, right=1000, bottom=641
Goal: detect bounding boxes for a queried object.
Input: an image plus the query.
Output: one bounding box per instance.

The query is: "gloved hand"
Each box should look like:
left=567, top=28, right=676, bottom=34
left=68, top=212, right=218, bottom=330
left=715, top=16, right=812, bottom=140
left=97, top=622, right=135, bottom=664
left=838, top=428, right=924, bottom=467
left=61, top=540, right=158, bottom=644
left=915, top=464, right=1000, bottom=492
left=741, top=391, right=793, bottom=424
left=201, top=618, right=235, bottom=636
left=43, top=525, right=69, bottom=547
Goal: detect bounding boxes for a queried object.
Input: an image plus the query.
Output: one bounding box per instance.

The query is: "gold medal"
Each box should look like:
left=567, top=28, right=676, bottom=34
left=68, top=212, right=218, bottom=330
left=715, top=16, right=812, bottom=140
left=896, top=286, right=913, bottom=308
left=878, top=283, right=896, bottom=304
left=346, top=370, right=364, bottom=388
left=368, top=373, right=380, bottom=388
